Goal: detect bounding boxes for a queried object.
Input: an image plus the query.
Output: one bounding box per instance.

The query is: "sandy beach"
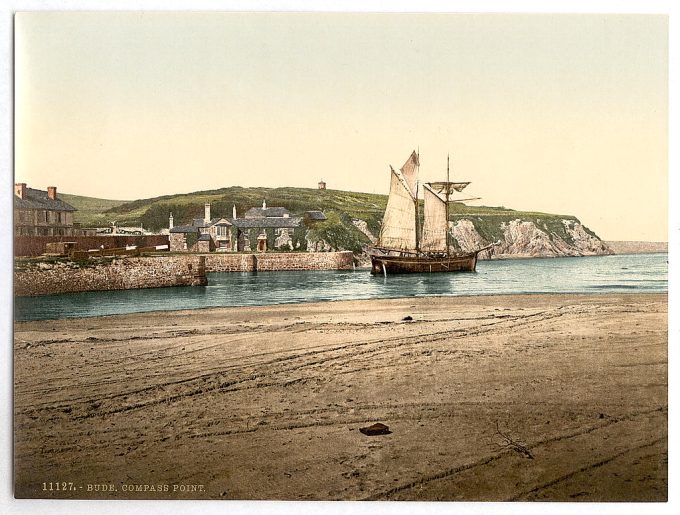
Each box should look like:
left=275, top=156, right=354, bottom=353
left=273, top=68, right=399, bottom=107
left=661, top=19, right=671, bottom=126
left=13, top=293, right=667, bottom=501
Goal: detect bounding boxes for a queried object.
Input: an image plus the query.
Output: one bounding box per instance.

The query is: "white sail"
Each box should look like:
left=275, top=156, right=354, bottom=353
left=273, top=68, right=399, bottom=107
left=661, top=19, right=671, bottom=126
left=379, top=168, right=417, bottom=250
left=400, top=150, right=419, bottom=199
left=420, top=184, right=448, bottom=252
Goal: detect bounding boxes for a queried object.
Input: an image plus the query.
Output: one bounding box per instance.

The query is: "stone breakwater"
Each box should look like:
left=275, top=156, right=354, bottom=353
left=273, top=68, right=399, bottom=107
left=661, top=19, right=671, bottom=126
left=14, top=252, right=354, bottom=297
left=15, top=256, right=208, bottom=297
left=205, top=251, right=354, bottom=272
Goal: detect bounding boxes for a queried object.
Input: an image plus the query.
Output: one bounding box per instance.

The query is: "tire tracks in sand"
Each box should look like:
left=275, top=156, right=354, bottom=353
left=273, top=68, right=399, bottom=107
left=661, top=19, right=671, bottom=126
left=16, top=308, right=567, bottom=421
left=366, top=407, right=666, bottom=501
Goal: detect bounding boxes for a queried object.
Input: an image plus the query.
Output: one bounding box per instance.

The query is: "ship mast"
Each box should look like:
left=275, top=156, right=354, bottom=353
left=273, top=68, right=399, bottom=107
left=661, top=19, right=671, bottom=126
left=414, top=149, right=420, bottom=254
left=446, top=154, right=451, bottom=258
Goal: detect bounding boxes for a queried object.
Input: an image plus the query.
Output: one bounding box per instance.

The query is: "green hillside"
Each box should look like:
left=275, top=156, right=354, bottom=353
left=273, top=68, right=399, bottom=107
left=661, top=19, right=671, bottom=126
left=66, top=187, right=388, bottom=234
left=62, top=186, right=588, bottom=250
left=60, top=193, right=131, bottom=228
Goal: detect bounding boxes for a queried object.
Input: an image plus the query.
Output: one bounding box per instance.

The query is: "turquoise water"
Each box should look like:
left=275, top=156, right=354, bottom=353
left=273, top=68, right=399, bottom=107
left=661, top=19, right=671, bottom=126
left=14, top=253, right=668, bottom=321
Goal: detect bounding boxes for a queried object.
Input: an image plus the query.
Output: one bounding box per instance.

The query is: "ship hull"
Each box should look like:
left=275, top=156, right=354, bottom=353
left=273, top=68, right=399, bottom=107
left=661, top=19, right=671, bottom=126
left=370, top=252, right=478, bottom=275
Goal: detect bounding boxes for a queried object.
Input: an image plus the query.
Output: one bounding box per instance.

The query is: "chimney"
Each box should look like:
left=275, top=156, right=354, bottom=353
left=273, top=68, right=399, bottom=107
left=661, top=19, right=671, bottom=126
left=232, top=205, right=237, bottom=219
left=169, top=212, right=174, bottom=229
left=15, top=183, right=27, bottom=199
left=204, top=202, right=211, bottom=224
left=47, top=186, right=57, bottom=200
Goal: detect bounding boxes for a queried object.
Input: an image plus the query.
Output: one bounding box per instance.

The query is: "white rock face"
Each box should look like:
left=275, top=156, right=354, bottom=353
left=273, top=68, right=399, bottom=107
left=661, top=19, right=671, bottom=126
left=449, top=218, right=612, bottom=259
left=561, top=219, right=612, bottom=255
left=451, top=220, right=487, bottom=253
left=497, top=219, right=567, bottom=257
left=352, top=219, right=378, bottom=244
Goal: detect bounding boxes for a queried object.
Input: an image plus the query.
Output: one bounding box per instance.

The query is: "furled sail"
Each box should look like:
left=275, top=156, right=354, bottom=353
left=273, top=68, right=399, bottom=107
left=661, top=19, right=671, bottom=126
left=378, top=168, right=417, bottom=250
left=400, top=151, right=419, bottom=200
left=427, top=181, right=470, bottom=195
left=420, top=184, right=448, bottom=252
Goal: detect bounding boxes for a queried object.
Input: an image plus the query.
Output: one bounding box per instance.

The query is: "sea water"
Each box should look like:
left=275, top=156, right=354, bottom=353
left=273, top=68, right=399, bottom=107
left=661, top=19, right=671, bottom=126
left=14, top=253, right=668, bottom=321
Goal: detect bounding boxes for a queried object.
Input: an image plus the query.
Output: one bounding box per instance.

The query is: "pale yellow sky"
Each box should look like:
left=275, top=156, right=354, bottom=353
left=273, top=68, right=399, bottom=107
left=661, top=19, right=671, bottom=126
left=14, top=12, right=667, bottom=241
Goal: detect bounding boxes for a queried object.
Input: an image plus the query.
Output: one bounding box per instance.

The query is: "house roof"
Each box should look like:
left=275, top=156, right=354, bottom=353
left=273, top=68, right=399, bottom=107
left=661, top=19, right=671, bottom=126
left=170, top=225, right=200, bottom=234
left=14, top=188, right=77, bottom=212
left=198, top=233, right=212, bottom=241
left=231, top=217, right=301, bottom=229
left=244, top=206, right=291, bottom=218
left=192, top=217, right=233, bottom=228
left=304, top=210, right=326, bottom=220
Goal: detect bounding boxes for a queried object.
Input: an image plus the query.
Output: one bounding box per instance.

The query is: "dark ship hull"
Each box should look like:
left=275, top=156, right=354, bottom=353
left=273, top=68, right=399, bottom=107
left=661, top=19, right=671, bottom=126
left=370, top=251, right=479, bottom=275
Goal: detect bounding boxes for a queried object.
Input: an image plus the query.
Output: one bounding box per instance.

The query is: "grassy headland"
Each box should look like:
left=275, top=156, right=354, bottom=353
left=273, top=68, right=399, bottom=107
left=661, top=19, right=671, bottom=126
left=63, top=186, right=589, bottom=251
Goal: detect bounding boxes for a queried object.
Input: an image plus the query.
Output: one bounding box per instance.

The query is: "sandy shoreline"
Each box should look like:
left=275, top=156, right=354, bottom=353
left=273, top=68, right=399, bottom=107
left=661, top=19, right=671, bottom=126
left=14, top=293, right=667, bottom=501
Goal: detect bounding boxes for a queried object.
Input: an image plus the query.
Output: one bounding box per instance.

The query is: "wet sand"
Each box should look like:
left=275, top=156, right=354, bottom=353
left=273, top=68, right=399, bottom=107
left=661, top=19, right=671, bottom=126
left=13, top=293, right=667, bottom=501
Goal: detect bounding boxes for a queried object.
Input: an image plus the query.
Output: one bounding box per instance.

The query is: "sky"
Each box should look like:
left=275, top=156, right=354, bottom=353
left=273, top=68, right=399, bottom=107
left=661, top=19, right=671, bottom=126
left=14, top=11, right=668, bottom=241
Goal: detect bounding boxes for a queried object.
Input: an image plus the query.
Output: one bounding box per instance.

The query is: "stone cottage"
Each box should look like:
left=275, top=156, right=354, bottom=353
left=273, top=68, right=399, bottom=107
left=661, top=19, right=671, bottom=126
left=169, top=203, right=233, bottom=252
left=14, top=183, right=77, bottom=236
left=168, top=200, right=326, bottom=253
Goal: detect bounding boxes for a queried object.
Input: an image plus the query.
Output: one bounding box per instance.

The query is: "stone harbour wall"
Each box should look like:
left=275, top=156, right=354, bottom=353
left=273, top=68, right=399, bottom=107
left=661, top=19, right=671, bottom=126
left=14, top=252, right=354, bottom=296
left=15, top=256, right=207, bottom=297
left=204, top=251, right=354, bottom=272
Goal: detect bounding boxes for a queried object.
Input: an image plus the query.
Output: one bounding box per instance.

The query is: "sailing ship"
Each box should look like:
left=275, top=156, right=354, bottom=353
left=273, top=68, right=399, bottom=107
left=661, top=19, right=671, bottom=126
left=370, top=150, right=492, bottom=275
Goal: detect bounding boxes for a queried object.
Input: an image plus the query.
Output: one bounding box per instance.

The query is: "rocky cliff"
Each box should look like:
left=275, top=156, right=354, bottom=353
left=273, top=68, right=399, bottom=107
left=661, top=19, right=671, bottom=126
left=453, top=218, right=612, bottom=259
left=356, top=216, right=612, bottom=260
